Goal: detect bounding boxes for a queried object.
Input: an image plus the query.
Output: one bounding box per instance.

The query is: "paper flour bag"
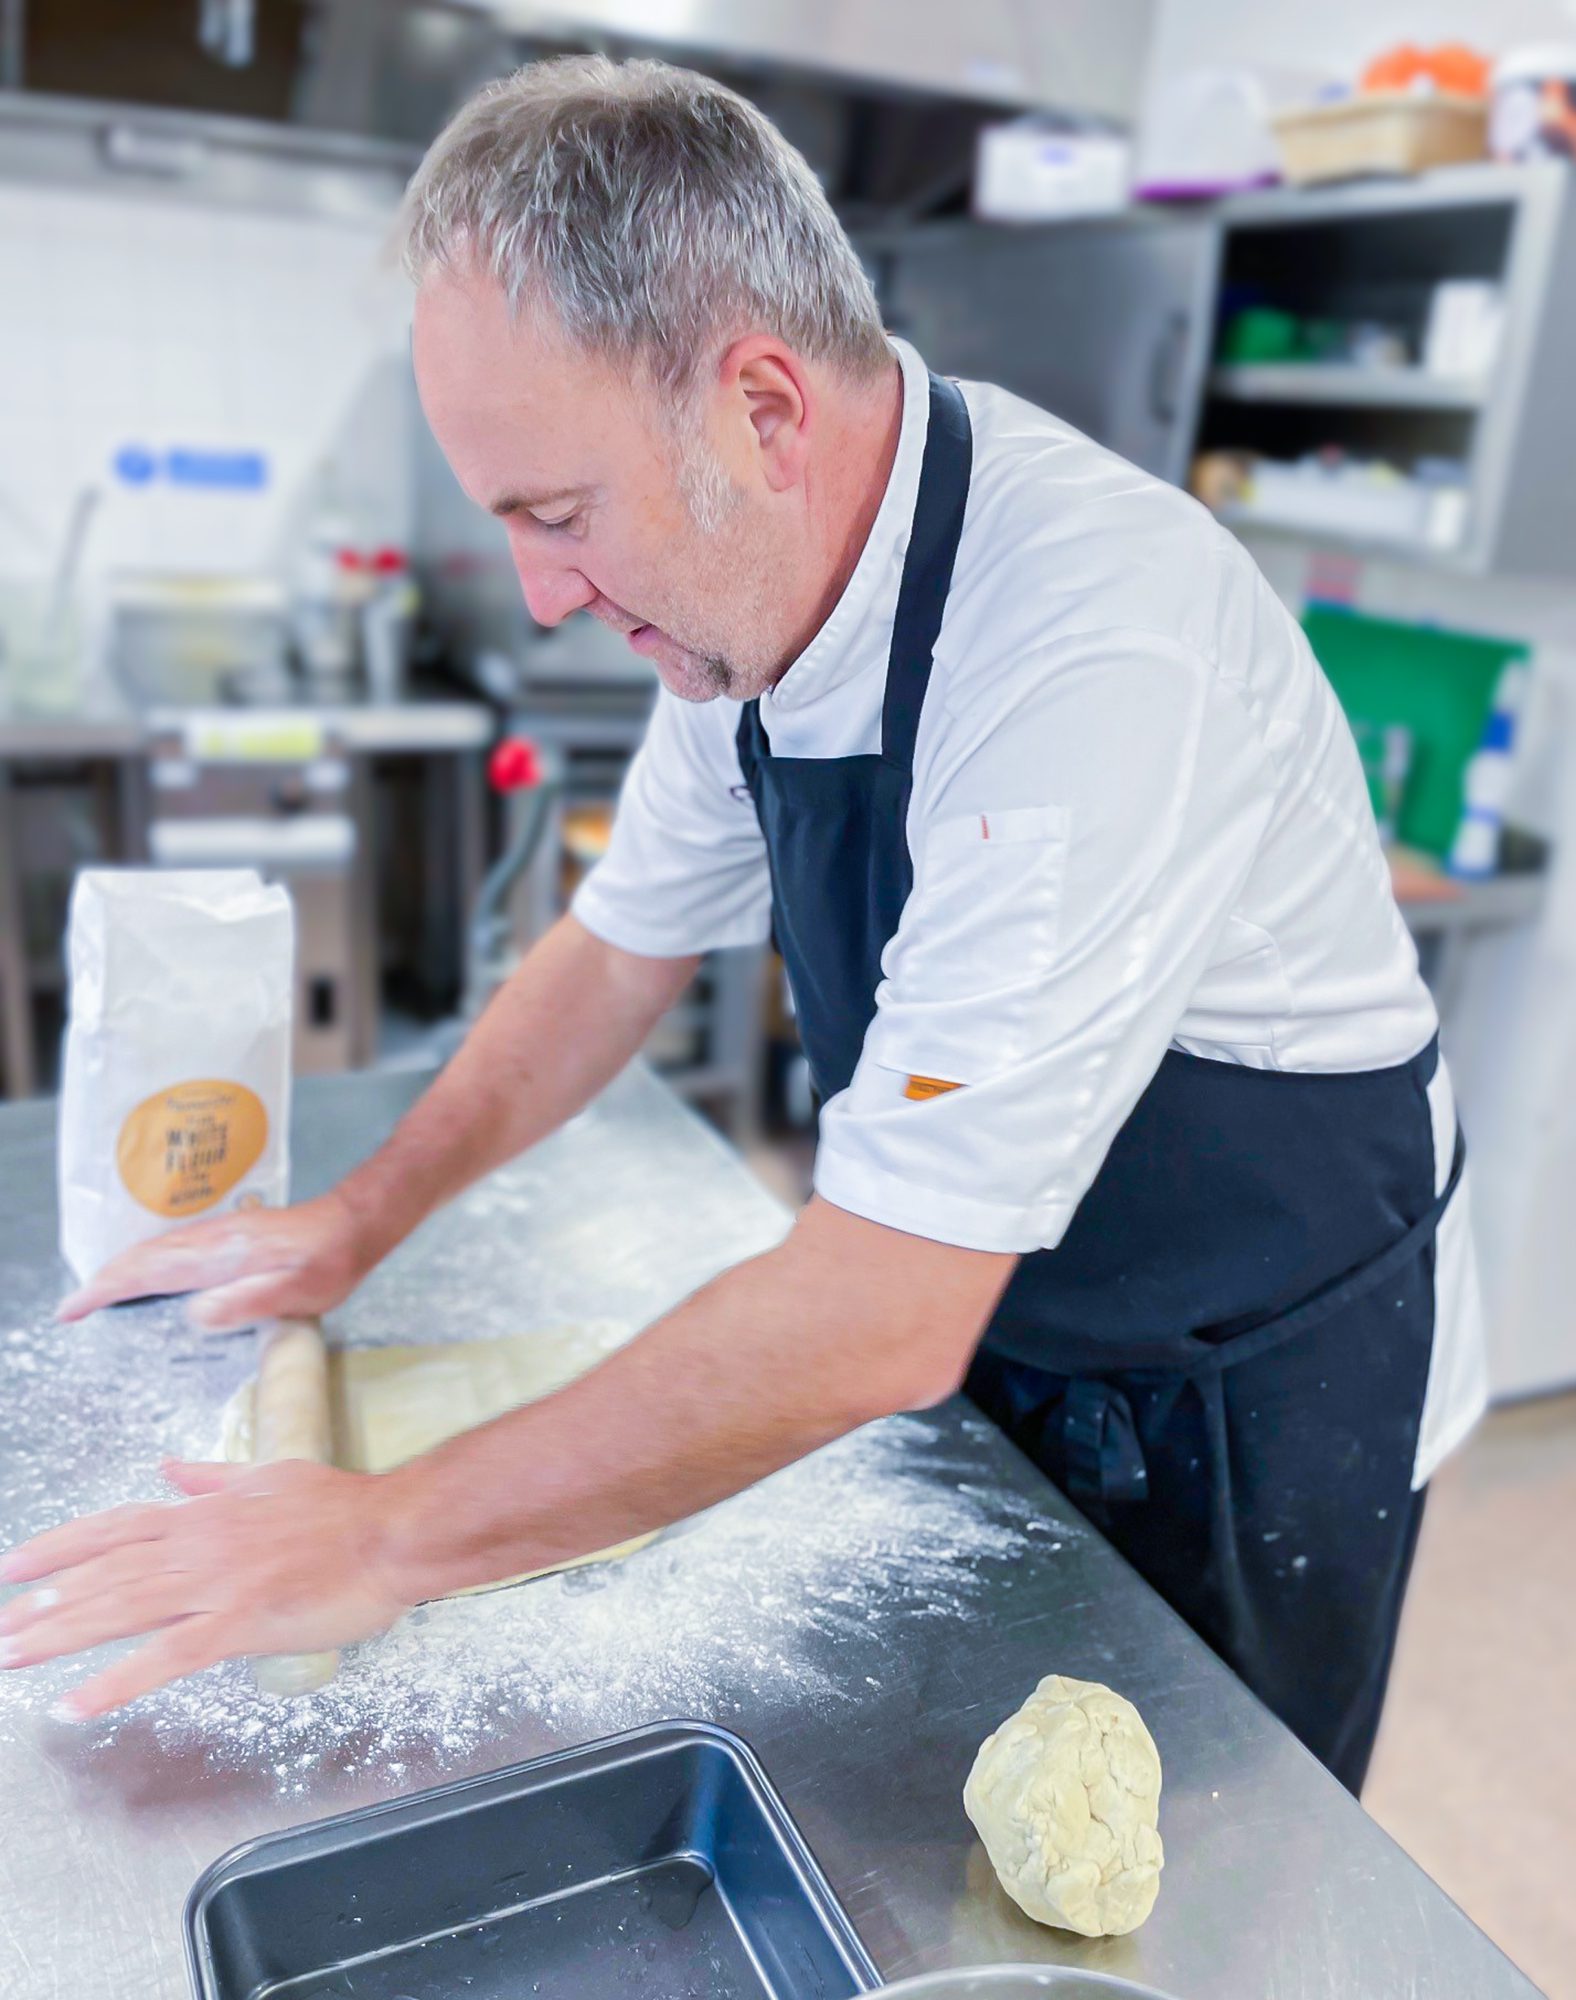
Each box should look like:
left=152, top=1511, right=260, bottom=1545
left=59, top=869, right=294, bottom=1284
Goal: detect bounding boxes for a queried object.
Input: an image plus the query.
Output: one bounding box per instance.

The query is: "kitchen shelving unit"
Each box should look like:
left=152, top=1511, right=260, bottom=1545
left=1193, top=162, right=1576, bottom=573
left=873, top=159, right=1576, bottom=578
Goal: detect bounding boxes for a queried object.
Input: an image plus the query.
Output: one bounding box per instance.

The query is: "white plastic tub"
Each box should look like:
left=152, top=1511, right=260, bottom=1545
left=1492, top=46, right=1576, bottom=160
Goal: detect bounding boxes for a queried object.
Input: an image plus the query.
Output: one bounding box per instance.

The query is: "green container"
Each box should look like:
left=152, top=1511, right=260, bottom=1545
left=1302, top=607, right=1528, bottom=860
left=1218, top=306, right=1302, bottom=363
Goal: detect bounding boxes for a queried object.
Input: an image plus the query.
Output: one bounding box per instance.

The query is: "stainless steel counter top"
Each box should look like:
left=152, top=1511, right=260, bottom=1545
left=1396, top=871, right=1548, bottom=935
left=0, top=1067, right=1537, bottom=1999
left=0, top=693, right=492, bottom=760
left=147, top=701, right=494, bottom=754
left=0, top=697, right=145, bottom=759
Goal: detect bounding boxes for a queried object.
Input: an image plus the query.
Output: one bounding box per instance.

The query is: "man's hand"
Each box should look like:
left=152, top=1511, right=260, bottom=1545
left=54, top=920, right=701, bottom=1339
left=56, top=1189, right=380, bottom=1333
left=0, top=1458, right=413, bottom=1718
left=6, top=1196, right=1014, bottom=1716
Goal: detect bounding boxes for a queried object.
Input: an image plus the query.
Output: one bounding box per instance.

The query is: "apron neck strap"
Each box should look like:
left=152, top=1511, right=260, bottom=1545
left=881, top=371, right=973, bottom=773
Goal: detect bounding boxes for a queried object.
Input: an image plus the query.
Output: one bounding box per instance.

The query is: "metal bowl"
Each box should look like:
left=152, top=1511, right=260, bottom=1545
left=873, top=1970, right=1178, bottom=2000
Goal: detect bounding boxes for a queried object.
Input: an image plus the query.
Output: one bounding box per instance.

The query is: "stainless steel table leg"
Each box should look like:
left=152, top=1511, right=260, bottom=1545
left=422, top=748, right=489, bottom=1003
left=347, top=754, right=380, bottom=1068
left=0, top=764, right=37, bottom=1098
left=455, top=747, right=487, bottom=929
left=113, top=749, right=152, bottom=863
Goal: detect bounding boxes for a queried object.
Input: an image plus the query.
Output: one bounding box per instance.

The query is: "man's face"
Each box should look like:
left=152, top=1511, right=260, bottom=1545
left=413, top=264, right=788, bottom=701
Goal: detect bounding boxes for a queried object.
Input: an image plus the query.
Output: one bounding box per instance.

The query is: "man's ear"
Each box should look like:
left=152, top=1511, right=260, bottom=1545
left=717, top=336, right=811, bottom=494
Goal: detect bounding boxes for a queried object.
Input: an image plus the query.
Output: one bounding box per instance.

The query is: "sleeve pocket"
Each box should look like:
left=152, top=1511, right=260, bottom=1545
left=925, top=803, right=1070, bottom=863
left=865, top=803, right=1070, bottom=1087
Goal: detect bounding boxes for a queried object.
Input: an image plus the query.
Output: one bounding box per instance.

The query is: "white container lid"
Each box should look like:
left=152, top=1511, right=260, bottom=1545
left=1493, top=44, right=1576, bottom=87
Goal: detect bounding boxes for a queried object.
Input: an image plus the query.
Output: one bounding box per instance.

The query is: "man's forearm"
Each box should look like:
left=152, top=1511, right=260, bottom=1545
left=339, top=915, right=698, bottom=1257
left=376, top=1197, right=1015, bottom=1600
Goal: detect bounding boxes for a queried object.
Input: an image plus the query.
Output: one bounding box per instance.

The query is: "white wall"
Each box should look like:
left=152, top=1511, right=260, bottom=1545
left=0, top=179, right=412, bottom=593
left=1145, top=0, right=1576, bottom=104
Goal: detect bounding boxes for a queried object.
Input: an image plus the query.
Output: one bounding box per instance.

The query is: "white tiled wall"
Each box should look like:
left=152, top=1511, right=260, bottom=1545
left=0, top=179, right=414, bottom=585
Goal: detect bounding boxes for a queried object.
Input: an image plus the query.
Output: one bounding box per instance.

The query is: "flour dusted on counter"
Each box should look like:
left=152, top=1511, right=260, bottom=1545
left=91, top=1413, right=1058, bottom=1786
left=0, top=1109, right=1071, bottom=1789
left=58, top=869, right=294, bottom=1284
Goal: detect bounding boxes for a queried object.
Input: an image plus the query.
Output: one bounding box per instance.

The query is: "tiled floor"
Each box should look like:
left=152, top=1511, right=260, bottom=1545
left=1366, top=1390, right=1576, bottom=1999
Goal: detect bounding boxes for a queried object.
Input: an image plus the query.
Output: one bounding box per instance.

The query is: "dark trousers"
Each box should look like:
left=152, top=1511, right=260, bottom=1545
left=966, top=1238, right=1438, bottom=1796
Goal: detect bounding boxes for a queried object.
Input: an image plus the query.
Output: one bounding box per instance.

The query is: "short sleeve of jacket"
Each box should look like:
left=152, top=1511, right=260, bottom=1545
left=813, top=630, right=1278, bottom=1253
left=571, top=688, right=772, bottom=957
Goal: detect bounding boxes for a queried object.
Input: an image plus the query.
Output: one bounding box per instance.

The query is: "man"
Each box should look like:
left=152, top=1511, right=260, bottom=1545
left=0, top=57, right=1484, bottom=1793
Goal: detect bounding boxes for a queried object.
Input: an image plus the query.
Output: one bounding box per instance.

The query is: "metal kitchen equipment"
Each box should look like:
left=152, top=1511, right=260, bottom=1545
left=144, top=711, right=377, bottom=1072
left=185, top=1720, right=880, bottom=2000
left=110, top=574, right=292, bottom=708
left=463, top=734, right=561, bottom=1020
left=872, top=1972, right=1178, bottom=1999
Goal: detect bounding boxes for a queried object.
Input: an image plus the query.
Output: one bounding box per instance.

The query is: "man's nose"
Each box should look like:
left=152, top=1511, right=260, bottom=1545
left=511, top=549, right=596, bottom=628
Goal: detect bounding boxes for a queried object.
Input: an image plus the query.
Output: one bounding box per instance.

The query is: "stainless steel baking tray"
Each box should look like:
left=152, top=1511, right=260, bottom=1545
left=185, top=1718, right=880, bottom=1999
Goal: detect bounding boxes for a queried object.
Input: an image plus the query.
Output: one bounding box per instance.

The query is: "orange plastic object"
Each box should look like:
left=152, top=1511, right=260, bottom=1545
left=1361, top=42, right=1491, bottom=98
left=1362, top=44, right=1427, bottom=92
left=1430, top=44, right=1492, bottom=96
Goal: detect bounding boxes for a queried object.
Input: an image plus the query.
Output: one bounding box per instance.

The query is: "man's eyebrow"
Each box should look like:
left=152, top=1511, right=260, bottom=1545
left=488, top=487, right=586, bottom=518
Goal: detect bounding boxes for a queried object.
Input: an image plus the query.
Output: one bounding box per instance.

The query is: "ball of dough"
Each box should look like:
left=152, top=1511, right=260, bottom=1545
left=963, top=1674, right=1164, bottom=1937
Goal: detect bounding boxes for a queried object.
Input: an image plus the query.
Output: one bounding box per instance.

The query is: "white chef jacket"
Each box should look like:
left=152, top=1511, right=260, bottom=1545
left=572, top=337, right=1487, bottom=1485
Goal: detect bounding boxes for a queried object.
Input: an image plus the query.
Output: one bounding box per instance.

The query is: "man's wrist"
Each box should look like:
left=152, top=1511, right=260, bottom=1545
left=367, top=1459, right=452, bottom=1605
left=371, top=1448, right=559, bottom=1605
left=331, top=1166, right=427, bottom=1272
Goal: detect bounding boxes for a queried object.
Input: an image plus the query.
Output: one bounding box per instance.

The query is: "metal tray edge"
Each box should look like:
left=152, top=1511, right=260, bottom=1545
left=182, top=1717, right=883, bottom=1998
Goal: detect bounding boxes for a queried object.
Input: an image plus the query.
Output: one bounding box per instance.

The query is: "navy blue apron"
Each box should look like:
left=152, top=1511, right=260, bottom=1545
left=736, top=373, right=1462, bottom=1793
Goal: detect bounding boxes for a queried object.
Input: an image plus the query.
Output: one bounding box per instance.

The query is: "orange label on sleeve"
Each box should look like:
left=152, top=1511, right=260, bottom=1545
left=116, top=1079, right=269, bottom=1218
left=904, top=1074, right=963, bottom=1102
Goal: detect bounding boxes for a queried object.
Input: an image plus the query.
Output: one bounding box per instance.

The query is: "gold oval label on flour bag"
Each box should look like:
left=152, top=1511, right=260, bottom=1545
left=116, top=1080, right=269, bottom=1218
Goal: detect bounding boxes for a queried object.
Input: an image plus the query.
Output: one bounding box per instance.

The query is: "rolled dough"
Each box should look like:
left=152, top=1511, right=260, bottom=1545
left=249, top=1320, right=340, bottom=1696
left=222, top=1321, right=657, bottom=1601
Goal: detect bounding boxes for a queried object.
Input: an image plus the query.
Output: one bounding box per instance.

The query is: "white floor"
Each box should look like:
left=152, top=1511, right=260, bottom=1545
left=1365, top=1390, right=1576, bottom=1998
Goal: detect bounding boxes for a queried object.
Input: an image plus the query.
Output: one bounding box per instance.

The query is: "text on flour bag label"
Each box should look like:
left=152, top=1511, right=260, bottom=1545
left=116, top=1078, right=272, bottom=1217
left=58, top=869, right=295, bottom=1285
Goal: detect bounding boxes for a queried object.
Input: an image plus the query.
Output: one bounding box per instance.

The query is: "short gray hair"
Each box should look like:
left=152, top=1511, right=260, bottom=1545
left=399, top=54, right=890, bottom=397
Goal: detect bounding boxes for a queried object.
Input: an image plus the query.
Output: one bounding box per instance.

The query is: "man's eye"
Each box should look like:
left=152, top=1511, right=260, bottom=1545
left=533, top=511, right=578, bottom=532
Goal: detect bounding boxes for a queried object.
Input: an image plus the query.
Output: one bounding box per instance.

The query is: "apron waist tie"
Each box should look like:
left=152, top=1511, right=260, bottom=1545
left=1187, top=1128, right=1465, bottom=1377
left=1063, top=1380, right=1149, bottom=1508
left=1065, top=1129, right=1464, bottom=1511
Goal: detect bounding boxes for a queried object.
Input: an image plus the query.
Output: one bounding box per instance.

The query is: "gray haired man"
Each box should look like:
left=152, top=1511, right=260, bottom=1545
left=7, top=57, right=1481, bottom=1798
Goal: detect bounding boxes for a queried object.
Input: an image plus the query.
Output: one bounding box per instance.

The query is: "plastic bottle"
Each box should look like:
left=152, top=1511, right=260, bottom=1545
left=1449, top=661, right=1530, bottom=878
left=361, top=547, right=421, bottom=703
left=290, top=467, right=370, bottom=685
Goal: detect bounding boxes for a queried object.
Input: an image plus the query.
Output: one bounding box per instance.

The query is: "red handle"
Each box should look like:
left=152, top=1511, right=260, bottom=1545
left=489, top=736, right=543, bottom=792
